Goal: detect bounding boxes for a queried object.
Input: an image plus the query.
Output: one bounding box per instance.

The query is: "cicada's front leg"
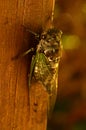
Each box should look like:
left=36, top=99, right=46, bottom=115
left=19, top=48, right=34, bottom=57
left=12, top=48, right=34, bottom=60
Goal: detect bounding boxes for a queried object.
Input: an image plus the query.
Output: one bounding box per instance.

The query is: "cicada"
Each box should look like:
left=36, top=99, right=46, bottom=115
left=18, top=27, right=62, bottom=117
left=26, top=28, right=62, bottom=117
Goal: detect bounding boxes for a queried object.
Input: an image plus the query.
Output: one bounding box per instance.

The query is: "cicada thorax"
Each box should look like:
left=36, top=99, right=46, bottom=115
left=34, top=28, right=62, bottom=89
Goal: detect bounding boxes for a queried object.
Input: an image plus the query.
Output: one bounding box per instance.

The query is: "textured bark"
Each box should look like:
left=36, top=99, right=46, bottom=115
left=0, top=0, right=55, bottom=130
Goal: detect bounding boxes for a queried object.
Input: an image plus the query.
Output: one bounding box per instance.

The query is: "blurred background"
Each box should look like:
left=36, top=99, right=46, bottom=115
left=48, top=0, right=86, bottom=129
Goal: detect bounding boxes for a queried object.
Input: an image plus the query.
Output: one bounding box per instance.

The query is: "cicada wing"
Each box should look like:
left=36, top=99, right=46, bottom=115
left=29, top=55, right=36, bottom=87
left=35, top=53, right=59, bottom=118
left=34, top=52, right=52, bottom=82
left=37, top=53, right=59, bottom=118
left=48, top=64, right=59, bottom=119
left=48, top=79, right=58, bottom=119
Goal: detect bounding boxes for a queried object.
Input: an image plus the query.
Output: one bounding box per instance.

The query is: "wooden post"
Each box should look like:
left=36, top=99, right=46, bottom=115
left=0, top=0, right=55, bottom=130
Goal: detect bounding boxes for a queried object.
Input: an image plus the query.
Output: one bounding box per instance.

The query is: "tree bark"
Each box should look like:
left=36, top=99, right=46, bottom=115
left=0, top=0, right=55, bottom=130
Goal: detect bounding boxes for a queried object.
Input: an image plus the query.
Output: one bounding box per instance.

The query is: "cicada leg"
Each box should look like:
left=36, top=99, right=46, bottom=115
left=19, top=48, right=34, bottom=57
left=22, top=25, right=40, bottom=39
left=26, top=29, right=40, bottom=39
left=12, top=48, right=34, bottom=60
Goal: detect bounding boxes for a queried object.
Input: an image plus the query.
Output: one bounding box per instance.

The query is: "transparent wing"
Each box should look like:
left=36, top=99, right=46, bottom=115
left=48, top=66, right=59, bottom=119
left=29, top=55, right=36, bottom=87
left=34, top=53, right=59, bottom=118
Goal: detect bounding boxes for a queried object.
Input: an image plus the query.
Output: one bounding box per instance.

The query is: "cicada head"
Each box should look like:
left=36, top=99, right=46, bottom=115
left=38, top=28, right=62, bottom=63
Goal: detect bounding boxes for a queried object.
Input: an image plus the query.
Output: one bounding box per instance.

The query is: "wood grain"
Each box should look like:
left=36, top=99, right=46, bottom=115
left=0, top=0, right=55, bottom=130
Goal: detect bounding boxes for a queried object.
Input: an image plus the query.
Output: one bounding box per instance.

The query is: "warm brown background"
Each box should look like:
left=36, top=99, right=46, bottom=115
left=0, top=0, right=86, bottom=130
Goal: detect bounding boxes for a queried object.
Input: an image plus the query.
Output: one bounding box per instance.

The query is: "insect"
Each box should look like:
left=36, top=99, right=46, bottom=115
left=20, top=27, right=62, bottom=118
left=13, top=0, right=63, bottom=118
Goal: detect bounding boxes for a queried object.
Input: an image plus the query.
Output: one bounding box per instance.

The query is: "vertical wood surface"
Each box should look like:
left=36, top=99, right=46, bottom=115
left=0, top=0, right=55, bottom=130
